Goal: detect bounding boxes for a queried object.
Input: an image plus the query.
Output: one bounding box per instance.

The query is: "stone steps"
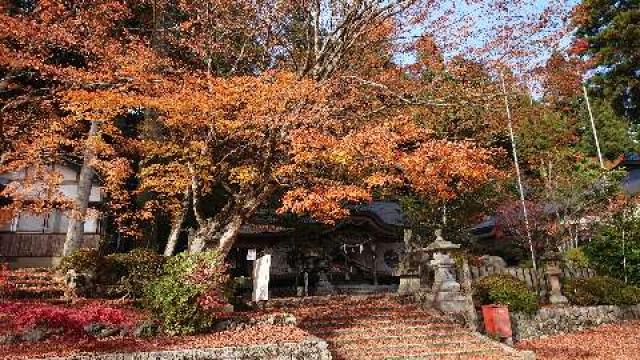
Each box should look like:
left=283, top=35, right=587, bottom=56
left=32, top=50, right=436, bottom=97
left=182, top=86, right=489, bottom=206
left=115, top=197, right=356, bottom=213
left=310, top=325, right=464, bottom=337
left=302, top=318, right=457, bottom=329
left=333, top=342, right=513, bottom=360
left=4, top=268, right=65, bottom=299
left=331, top=334, right=480, bottom=346
left=324, top=331, right=475, bottom=345
left=289, top=294, right=525, bottom=360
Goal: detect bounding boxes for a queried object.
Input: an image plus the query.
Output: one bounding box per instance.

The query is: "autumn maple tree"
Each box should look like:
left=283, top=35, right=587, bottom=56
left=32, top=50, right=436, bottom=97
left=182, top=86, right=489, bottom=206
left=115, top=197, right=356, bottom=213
left=0, top=0, right=575, bottom=257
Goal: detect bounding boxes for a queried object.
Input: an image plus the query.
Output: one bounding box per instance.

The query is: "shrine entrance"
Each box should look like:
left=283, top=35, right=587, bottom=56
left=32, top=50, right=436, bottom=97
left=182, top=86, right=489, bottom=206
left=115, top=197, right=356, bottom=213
left=231, top=202, right=407, bottom=298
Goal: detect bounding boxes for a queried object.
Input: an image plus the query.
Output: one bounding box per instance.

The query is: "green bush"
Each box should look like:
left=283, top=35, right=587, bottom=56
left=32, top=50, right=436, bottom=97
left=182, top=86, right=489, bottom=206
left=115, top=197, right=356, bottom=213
left=106, top=249, right=166, bottom=299
left=564, top=247, right=590, bottom=268
left=474, top=274, right=538, bottom=313
left=563, top=276, right=640, bottom=306
left=59, top=248, right=165, bottom=300
left=143, top=250, right=230, bottom=335
left=58, top=249, right=104, bottom=275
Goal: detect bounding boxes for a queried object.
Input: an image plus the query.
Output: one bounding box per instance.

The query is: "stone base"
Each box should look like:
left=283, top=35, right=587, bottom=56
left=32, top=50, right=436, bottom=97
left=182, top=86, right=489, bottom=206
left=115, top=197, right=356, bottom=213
left=398, top=275, right=421, bottom=295
left=434, top=291, right=468, bottom=314
left=315, top=273, right=336, bottom=296
left=549, top=294, right=569, bottom=306
left=335, top=284, right=398, bottom=295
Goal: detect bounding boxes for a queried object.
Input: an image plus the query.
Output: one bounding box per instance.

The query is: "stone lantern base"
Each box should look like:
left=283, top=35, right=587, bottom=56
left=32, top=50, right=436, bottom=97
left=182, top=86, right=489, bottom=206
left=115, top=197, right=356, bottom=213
left=435, top=291, right=468, bottom=314
left=398, top=274, right=421, bottom=295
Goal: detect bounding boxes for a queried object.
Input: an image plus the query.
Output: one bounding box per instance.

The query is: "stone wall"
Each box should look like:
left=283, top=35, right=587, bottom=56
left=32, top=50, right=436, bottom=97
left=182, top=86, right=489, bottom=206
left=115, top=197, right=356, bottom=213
left=510, top=305, right=640, bottom=340
left=458, top=265, right=596, bottom=298
left=44, top=338, right=332, bottom=360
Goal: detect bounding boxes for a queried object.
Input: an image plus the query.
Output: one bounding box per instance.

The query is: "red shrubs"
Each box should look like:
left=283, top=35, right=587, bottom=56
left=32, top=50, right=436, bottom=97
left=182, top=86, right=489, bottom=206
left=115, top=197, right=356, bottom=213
left=0, top=301, right=139, bottom=337
left=188, top=255, right=230, bottom=314
left=197, top=289, right=228, bottom=313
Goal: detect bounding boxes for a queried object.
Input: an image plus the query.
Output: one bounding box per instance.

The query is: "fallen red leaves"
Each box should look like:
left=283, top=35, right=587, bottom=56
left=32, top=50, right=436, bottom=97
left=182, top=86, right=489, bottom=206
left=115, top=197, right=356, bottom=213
left=1, top=324, right=310, bottom=360
left=0, top=300, right=141, bottom=336
left=0, top=300, right=310, bottom=360
left=517, top=320, right=640, bottom=359
left=0, top=301, right=141, bottom=337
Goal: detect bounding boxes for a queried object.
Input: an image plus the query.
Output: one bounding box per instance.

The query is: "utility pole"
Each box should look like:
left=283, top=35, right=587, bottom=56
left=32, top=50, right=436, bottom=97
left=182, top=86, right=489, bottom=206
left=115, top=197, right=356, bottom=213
left=583, top=84, right=605, bottom=169
left=501, top=72, right=537, bottom=272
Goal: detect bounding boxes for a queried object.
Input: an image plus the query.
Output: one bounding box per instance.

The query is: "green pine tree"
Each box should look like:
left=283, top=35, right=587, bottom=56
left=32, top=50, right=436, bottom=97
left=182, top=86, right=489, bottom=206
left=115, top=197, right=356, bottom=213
left=577, top=98, right=637, bottom=160
left=575, top=0, right=640, bottom=120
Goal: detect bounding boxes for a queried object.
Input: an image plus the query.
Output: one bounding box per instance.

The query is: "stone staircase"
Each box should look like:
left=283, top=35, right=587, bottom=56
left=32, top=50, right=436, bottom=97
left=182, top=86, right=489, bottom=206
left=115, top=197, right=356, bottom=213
left=272, top=294, right=529, bottom=360
left=4, top=267, right=66, bottom=299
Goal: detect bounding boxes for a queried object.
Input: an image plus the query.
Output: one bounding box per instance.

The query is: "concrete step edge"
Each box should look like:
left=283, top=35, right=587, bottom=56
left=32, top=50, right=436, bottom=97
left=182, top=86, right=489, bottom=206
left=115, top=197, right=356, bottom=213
left=334, top=339, right=486, bottom=350
left=329, top=332, right=474, bottom=343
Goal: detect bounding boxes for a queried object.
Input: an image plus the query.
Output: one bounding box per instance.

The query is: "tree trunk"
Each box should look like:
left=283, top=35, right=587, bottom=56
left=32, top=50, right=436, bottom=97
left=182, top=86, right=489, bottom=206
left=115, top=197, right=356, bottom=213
left=63, top=120, right=99, bottom=256
left=163, top=187, right=192, bottom=256
left=189, top=212, right=243, bottom=257
left=216, top=214, right=243, bottom=256
left=188, top=185, right=274, bottom=258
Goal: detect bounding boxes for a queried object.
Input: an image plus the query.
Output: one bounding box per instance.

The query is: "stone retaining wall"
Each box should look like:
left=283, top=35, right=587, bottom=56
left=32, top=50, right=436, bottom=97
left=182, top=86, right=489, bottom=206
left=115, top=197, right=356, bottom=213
left=44, top=338, right=332, bottom=360
left=510, top=304, right=640, bottom=340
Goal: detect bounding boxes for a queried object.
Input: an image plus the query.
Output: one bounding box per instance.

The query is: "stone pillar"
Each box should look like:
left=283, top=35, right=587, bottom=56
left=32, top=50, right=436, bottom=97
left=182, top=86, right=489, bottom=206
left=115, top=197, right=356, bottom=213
left=544, top=252, right=568, bottom=306
left=397, top=251, right=424, bottom=295
left=397, top=229, right=421, bottom=295
left=462, top=259, right=479, bottom=330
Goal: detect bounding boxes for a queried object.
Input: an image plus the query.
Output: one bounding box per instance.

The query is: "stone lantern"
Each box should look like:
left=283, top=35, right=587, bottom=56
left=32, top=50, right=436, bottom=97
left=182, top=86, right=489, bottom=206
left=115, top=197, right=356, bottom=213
left=543, top=251, right=568, bottom=306
left=425, top=230, right=461, bottom=292
left=424, top=229, right=466, bottom=314
left=313, top=257, right=335, bottom=296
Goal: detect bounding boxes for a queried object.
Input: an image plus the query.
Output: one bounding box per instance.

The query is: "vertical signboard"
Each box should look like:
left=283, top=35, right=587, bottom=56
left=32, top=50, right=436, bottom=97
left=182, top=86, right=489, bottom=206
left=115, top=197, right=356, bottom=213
left=252, top=254, right=271, bottom=302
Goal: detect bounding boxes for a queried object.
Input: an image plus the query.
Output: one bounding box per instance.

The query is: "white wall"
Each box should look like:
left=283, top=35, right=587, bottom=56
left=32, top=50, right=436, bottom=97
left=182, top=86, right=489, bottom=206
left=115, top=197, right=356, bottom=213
left=0, top=164, right=102, bottom=234
left=4, top=210, right=99, bottom=234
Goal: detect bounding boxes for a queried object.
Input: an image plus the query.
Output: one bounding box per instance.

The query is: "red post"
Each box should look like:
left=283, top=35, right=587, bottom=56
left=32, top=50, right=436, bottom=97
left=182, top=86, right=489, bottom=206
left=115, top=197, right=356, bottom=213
left=482, top=304, right=512, bottom=339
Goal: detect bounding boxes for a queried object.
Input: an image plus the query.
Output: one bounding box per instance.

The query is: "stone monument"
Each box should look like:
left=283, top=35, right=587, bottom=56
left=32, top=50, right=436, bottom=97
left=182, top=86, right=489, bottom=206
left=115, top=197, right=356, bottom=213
left=252, top=253, right=271, bottom=302
left=397, top=229, right=423, bottom=295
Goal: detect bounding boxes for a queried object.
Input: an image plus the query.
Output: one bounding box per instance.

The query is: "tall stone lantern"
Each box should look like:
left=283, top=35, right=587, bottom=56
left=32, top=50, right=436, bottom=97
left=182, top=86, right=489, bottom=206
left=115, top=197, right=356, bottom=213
left=425, top=229, right=467, bottom=314
left=543, top=251, right=568, bottom=306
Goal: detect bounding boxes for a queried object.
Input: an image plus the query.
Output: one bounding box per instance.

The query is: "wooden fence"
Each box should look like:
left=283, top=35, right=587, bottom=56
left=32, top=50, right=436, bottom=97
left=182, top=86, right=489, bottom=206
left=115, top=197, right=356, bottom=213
left=457, top=265, right=596, bottom=298
left=0, top=233, right=100, bottom=257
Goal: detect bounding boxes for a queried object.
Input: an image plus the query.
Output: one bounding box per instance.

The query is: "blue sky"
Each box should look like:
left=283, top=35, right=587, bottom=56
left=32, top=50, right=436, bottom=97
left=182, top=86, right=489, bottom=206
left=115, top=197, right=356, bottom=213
left=395, top=0, right=580, bottom=77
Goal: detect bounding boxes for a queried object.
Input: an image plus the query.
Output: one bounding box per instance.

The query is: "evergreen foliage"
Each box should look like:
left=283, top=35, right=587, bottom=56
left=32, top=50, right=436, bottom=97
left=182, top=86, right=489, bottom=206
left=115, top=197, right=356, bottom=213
left=143, top=251, right=230, bottom=335
left=574, top=0, right=640, bottom=119
left=564, top=276, right=640, bottom=306
left=474, top=274, right=539, bottom=313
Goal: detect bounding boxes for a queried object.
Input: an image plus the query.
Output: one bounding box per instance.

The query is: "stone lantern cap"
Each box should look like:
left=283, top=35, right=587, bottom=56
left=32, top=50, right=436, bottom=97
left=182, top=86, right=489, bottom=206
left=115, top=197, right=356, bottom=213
left=542, top=251, right=563, bottom=276
left=423, top=229, right=461, bottom=253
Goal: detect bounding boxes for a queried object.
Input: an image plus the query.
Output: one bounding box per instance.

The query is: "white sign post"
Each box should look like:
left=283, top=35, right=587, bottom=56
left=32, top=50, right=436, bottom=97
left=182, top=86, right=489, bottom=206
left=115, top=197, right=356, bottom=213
left=252, top=254, right=271, bottom=302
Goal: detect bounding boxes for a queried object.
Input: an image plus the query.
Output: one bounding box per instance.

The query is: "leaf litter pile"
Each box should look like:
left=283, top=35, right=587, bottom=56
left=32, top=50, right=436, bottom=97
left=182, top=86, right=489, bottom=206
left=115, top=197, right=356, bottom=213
left=0, top=300, right=310, bottom=360
left=517, top=320, right=640, bottom=359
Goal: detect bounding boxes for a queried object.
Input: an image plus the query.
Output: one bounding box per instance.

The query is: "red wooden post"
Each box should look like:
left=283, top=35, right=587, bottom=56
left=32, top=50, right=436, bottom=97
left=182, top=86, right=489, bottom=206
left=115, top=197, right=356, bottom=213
left=482, top=304, right=512, bottom=338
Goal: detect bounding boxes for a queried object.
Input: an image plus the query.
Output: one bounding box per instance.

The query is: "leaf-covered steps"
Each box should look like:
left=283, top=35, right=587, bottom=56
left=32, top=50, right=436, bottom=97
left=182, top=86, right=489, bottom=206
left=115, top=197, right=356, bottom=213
left=5, top=268, right=65, bottom=299
left=289, top=294, right=531, bottom=360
